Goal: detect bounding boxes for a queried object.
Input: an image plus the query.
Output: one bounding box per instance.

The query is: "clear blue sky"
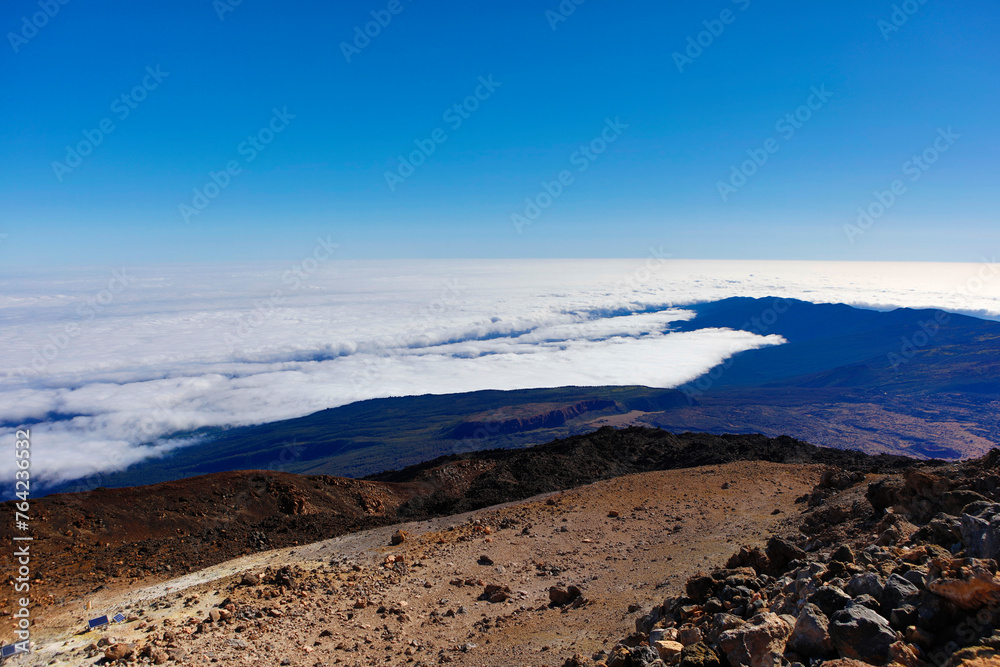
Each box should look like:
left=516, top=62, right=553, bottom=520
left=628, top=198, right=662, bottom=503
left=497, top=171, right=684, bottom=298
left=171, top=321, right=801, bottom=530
left=1, top=0, right=997, bottom=265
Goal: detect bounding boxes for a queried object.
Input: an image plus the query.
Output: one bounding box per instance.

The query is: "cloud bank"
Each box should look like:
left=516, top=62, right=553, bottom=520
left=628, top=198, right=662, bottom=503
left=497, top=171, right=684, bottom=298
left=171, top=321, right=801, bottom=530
left=2, top=258, right=997, bottom=484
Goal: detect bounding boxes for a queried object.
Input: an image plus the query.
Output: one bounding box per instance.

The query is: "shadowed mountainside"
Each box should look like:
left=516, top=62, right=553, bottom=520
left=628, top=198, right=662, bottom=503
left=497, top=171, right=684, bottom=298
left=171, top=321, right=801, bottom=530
left=47, top=386, right=690, bottom=495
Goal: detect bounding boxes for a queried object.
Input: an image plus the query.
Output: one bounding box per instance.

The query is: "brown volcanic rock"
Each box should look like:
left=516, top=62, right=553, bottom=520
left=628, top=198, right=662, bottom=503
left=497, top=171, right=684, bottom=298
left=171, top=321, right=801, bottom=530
left=926, top=557, right=1000, bottom=609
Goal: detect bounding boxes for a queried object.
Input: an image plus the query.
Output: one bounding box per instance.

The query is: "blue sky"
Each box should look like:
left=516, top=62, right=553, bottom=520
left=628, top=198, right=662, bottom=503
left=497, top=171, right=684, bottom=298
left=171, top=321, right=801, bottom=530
left=1, top=0, right=997, bottom=265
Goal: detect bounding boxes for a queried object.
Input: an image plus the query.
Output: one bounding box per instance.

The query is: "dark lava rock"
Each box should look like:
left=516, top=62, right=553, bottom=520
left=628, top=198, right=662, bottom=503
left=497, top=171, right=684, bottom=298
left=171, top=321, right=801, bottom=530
left=830, top=544, right=855, bottom=563
left=890, top=604, right=918, bottom=630
left=829, top=605, right=897, bottom=663
left=628, top=645, right=660, bottom=666
left=686, top=575, right=716, bottom=603
left=808, top=586, right=852, bottom=617
left=902, top=569, right=927, bottom=589
left=851, top=594, right=881, bottom=611
left=845, top=572, right=884, bottom=599
left=913, top=513, right=963, bottom=549
left=866, top=478, right=903, bottom=513
left=914, top=591, right=949, bottom=631
left=766, top=536, right=806, bottom=573
left=941, top=490, right=990, bottom=514
left=704, top=598, right=725, bottom=614
left=880, top=573, right=919, bottom=612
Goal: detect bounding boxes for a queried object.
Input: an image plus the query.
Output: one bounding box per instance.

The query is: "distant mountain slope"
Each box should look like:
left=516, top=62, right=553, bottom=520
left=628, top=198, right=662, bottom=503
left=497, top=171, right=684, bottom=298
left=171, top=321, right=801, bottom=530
left=48, top=386, right=689, bottom=494
left=673, top=296, right=1000, bottom=392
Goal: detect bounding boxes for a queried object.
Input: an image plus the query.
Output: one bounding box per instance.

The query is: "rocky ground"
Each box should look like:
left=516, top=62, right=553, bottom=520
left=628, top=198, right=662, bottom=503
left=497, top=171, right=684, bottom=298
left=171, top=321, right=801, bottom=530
left=13, top=431, right=1000, bottom=666
left=8, top=460, right=821, bottom=666
left=599, top=450, right=1000, bottom=667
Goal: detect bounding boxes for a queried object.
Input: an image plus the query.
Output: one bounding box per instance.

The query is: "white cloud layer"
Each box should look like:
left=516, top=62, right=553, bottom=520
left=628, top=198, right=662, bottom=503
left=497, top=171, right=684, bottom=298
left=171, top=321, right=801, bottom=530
left=2, top=258, right=998, bottom=484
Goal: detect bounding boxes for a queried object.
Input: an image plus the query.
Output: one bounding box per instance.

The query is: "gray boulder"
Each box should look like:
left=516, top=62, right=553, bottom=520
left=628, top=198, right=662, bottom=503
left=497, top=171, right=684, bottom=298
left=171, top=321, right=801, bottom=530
left=880, top=573, right=919, bottom=612
left=787, top=603, right=835, bottom=658
left=629, top=645, right=661, bottom=666
left=961, top=502, right=1000, bottom=559
left=808, top=585, right=852, bottom=617
left=829, top=604, right=897, bottom=663
left=845, top=571, right=884, bottom=599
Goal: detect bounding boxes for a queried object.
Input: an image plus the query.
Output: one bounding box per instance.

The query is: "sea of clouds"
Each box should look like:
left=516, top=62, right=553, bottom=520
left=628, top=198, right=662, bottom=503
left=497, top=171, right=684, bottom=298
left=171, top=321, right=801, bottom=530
left=2, top=258, right=999, bottom=484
